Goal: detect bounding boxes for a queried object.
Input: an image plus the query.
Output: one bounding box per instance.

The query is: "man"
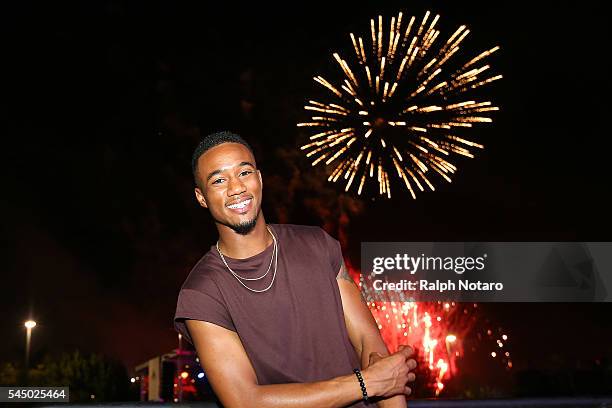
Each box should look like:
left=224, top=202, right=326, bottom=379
left=174, top=131, right=417, bottom=407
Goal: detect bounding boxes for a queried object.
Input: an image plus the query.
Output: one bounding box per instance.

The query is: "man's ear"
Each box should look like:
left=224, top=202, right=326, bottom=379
left=194, top=187, right=208, bottom=208
left=257, top=169, right=262, bottom=188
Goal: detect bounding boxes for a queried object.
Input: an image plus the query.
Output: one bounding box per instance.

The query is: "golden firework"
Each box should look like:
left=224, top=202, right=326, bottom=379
left=298, top=11, right=502, bottom=199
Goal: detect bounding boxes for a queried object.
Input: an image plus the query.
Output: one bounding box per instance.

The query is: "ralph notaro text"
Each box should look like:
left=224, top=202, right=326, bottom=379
left=373, top=279, right=504, bottom=292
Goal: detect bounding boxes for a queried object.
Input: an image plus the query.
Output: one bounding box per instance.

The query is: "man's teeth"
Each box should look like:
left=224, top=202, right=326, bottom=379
left=228, top=199, right=252, bottom=209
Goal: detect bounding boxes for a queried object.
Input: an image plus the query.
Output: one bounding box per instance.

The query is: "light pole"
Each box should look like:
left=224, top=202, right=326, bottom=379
left=24, top=320, right=36, bottom=370
left=177, top=333, right=183, bottom=402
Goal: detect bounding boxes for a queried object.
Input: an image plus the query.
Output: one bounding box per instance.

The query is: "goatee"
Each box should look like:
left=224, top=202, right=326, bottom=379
left=229, top=218, right=258, bottom=235
left=215, top=207, right=260, bottom=235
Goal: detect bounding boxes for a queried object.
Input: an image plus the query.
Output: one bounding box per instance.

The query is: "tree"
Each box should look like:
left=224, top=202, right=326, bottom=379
left=26, top=350, right=132, bottom=402
left=0, top=362, right=19, bottom=386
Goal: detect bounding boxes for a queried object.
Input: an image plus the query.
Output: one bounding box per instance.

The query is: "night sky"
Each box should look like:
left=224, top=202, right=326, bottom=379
left=2, top=0, right=611, bottom=384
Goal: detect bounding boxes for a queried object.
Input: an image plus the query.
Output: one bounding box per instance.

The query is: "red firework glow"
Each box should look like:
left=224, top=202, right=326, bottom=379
left=350, top=265, right=513, bottom=397
left=368, top=300, right=470, bottom=396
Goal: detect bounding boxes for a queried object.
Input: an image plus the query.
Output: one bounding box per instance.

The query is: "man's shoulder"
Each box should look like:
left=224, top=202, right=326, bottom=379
left=271, top=223, right=325, bottom=238
left=271, top=223, right=339, bottom=252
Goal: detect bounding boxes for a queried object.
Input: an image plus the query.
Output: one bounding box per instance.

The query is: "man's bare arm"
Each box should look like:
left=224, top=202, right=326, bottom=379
left=337, top=261, right=415, bottom=407
left=185, top=320, right=415, bottom=408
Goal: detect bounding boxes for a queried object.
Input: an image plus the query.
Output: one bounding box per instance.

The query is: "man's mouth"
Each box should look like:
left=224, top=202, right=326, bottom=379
left=226, top=198, right=253, bottom=214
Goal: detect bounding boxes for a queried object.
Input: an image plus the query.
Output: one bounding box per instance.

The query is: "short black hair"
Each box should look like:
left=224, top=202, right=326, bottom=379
left=191, top=131, right=254, bottom=186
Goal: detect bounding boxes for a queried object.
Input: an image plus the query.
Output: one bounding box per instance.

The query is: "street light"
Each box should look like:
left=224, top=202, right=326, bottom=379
left=24, top=320, right=36, bottom=370
left=177, top=333, right=183, bottom=402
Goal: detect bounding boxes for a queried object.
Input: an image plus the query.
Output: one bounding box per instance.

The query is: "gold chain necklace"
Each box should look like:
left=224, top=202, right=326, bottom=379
left=216, top=226, right=278, bottom=293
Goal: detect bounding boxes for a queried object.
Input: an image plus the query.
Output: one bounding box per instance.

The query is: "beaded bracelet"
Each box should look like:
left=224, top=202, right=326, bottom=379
left=353, top=368, right=369, bottom=402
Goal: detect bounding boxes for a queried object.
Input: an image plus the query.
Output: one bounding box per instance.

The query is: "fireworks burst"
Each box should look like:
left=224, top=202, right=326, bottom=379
left=354, top=267, right=513, bottom=396
left=298, top=11, right=502, bottom=199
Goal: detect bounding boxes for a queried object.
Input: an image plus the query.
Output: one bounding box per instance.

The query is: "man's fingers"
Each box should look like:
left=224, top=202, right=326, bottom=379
left=407, top=358, right=417, bottom=370
left=404, top=386, right=412, bottom=396
left=397, top=345, right=414, bottom=357
left=406, top=372, right=416, bottom=382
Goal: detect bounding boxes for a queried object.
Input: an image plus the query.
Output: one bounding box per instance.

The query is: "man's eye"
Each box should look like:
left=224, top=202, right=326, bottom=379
left=240, top=170, right=253, bottom=176
left=212, top=179, right=224, bottom=185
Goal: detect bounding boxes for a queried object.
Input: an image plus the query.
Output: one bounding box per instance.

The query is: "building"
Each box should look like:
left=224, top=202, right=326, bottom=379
left=133, top=343, right=213, bottom=402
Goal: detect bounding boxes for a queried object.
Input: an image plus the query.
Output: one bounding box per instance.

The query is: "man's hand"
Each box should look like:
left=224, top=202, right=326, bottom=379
left=336, top=260, right=416, bottom=406
left=363, top=345, right=417, bottom=399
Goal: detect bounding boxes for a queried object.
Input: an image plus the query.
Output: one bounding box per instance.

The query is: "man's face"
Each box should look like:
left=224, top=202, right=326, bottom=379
left=194, top=143, right=263, bottom=235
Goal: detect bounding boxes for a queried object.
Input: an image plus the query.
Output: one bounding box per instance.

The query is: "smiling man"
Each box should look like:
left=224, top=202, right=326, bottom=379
left=174, top=131, right=416, bottom=407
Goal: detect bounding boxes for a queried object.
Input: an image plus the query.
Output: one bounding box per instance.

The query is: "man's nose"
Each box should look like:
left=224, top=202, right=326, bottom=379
left=227, top=176, right=246, bottom=196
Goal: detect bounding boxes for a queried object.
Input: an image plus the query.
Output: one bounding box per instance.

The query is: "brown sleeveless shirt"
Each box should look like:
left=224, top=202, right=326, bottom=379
left=174, top=224, right=367, bottom=407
